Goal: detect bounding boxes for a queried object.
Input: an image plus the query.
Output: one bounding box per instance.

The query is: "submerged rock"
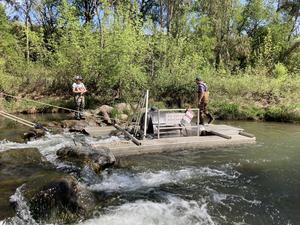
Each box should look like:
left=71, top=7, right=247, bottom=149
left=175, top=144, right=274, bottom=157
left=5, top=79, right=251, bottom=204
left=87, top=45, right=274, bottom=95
left=16, top=173, right=96, bottom=224
left=23, top=128, right=46, bottom=141
left=56, top=145, right=116, bottom=173
left=0, top=149, right=96, bottom=223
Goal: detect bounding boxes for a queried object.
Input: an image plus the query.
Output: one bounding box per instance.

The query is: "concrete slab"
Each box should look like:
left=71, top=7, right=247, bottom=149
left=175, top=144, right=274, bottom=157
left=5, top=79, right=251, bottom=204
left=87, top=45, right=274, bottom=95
left=91, top=124, right=256, bottom=157
left=84, top=126, right=116, bottom=137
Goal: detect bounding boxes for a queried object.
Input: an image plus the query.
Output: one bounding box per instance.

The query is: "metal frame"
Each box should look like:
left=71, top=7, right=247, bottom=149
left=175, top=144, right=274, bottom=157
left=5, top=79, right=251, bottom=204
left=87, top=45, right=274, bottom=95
left=156, top=108, right=200, bottom=139
left=143, top=90, right=149, bottom=137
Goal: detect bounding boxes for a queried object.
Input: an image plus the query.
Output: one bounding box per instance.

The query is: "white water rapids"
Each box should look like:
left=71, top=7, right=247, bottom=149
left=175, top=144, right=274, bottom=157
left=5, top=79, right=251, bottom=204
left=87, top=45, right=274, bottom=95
left=3, top=122, right=293, bottom=225
left=0, top=132, right=239, bottom=225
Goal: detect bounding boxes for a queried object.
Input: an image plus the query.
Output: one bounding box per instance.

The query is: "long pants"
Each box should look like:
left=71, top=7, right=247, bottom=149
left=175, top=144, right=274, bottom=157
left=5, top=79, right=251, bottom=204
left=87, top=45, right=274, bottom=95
left=74, top=95, right=85, bottom=119
left=199, top=101, right=213, bottom=125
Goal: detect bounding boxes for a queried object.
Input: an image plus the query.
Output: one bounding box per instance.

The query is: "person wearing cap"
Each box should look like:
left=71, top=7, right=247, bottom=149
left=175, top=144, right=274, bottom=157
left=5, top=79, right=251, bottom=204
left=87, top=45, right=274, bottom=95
left=72, top=76, right=87, bottom=120
left=195, top=77, right=214, bottom=125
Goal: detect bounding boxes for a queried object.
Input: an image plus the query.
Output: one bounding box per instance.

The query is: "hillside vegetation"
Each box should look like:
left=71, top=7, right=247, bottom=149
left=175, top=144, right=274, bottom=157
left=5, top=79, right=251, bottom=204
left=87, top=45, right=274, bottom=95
left=0, top=0, right=299, bottom=122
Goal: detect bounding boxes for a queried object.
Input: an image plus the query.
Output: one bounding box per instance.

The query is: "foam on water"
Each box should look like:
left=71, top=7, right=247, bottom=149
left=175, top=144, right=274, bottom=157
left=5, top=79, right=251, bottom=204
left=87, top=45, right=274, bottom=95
left=79, top=196, right=216, bottom=225
left=2, top=185, right=38, bottom=225
left=89, top=167, right=238, bottom=192
left=0, top=133, right=120, bottom=164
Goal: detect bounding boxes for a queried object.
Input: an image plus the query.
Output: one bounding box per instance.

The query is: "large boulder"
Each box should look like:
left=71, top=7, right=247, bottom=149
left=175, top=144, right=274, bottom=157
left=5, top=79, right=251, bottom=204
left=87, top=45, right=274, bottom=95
left=92, top=105, right=113, bottom=125
left=10, top=173, right=96, bottom=224
left=56, top=145, right=116, bottom=173
left=0, top=149, right=96, bottom=224
left=23, top=128, right=46, bottom=141
left=118, top=113, right=128, bottom=121
left=95, top=105, right=113, bottom=115
left=61, top=119, right=99, bottom=134
left=115, top=103, right=131, bottom=113
left=0, top=148, right=46, bottom=167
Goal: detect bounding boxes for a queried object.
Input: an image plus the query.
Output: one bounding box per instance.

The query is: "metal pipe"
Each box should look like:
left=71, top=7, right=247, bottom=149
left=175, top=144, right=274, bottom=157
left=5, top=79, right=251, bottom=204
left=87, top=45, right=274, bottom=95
left=114, top=124, right=142, bottom=146
left=0, top=110, right=35, bottom=125
left=143, top=90, right=149, bottom=137
left=197, top=109, right=200, bottom=136
left=209, top=131, right=232, bottom=139
left=0, top=112, right=34, bottom=128
left=239, top=131, right=255, bottom=138
left=158, top=110, right=160, bottom=139
left=158, top=108, right=199, bottom=112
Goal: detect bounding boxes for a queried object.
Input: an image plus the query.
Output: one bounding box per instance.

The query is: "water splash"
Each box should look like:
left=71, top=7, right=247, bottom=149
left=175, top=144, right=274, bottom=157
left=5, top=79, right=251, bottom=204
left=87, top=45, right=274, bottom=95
left=79, top=196, right=216, bottom=225
left=0, top=133, right=120, bottom=164
left=2, top=185, right=38, bottom=225
left=89, top=167, right=239, bottom=192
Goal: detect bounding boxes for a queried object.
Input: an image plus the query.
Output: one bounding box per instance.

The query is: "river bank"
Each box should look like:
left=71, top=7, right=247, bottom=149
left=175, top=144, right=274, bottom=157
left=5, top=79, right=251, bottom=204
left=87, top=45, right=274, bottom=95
left=1, top=96, right=299, bottom=123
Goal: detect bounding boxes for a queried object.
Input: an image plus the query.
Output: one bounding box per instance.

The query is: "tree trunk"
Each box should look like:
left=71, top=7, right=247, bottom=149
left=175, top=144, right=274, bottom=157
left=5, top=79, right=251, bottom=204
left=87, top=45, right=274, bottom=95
left=25, top=0, right=31, bottom=64
left=159, top=0, right=163, bottom=29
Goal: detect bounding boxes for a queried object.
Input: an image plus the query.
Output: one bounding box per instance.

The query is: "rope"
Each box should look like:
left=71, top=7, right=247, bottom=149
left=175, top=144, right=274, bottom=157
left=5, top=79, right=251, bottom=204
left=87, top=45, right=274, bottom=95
left=1, top=92, right=81, bottom=113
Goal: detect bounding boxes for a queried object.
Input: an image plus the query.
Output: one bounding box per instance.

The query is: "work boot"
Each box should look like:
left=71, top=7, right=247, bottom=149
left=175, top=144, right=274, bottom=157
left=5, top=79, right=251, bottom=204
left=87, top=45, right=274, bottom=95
left=207, top=113, right=214, bottom=124
left=200, top=114, right=205, bottom=125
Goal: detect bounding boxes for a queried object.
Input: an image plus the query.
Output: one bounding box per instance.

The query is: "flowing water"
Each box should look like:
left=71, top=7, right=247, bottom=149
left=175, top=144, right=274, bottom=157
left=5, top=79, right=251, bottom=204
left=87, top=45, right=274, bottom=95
left=0, top=115, right=299, bottom=225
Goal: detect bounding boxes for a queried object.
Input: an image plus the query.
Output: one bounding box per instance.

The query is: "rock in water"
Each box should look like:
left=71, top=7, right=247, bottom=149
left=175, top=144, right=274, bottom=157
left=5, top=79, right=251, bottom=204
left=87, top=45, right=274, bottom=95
left=61, top=119, right=99, bottom=134
left=20, top=173, right=96, bottom=223
left=0, top=148, right=95, bottom=223
left=23, top=128, right=46, bottom=141
left=56, top=145, right=116, bottom=173
left=0, top=148, right=46, bottom=166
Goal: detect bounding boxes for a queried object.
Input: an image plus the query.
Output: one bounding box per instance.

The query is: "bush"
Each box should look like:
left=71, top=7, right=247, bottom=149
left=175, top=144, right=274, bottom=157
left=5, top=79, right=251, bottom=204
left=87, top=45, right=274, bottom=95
left=273, top=63, right=288, bottom=78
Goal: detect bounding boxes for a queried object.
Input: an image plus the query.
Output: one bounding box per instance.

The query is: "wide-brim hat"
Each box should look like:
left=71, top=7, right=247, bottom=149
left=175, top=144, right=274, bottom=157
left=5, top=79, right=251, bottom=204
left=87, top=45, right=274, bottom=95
left=75, top=75, right=83, bottom=80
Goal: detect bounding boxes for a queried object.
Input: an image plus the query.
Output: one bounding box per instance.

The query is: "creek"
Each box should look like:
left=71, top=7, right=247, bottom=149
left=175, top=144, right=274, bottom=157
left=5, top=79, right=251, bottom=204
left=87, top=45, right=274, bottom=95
left=0, top=114, right=299, bottom=225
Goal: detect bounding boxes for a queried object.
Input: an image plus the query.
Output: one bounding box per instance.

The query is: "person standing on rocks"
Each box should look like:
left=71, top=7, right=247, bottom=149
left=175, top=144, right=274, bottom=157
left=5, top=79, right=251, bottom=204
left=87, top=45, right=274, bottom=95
left=195, top=77, right=214, bottom=125
left=72, top=76, right=87, bottom=120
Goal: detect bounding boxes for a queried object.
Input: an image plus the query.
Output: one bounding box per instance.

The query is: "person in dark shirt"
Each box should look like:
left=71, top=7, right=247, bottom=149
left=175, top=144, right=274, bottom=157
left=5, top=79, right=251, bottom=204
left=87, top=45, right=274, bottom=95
left=195, top=77, right=214, bottom=125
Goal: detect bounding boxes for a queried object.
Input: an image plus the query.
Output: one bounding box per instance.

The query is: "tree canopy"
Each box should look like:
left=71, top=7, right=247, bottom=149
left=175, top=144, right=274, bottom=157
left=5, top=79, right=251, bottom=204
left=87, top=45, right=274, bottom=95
left=0, top=0, right=299, bottom=103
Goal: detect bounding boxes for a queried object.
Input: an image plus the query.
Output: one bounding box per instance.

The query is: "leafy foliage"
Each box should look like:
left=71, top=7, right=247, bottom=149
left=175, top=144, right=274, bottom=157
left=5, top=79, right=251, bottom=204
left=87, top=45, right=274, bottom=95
left=0, top=0, right=299, bottom=119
